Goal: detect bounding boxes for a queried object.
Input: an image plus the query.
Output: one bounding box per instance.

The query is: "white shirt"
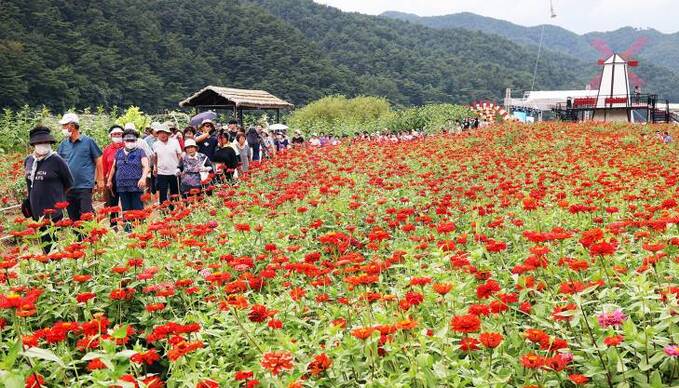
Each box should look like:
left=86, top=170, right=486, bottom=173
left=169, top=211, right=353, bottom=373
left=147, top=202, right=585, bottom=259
left=152, top=138, right=181, bottom=175
left=137, top=139, right=153, bottom=157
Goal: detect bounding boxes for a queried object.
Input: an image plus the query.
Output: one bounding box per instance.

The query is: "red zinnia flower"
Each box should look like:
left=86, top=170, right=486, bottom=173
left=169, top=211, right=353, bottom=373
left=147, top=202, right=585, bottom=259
left=351, top=327, right=375, bottom=340
left=450, top=314, right=481, bottom=334
left=260, top=351, right=294, bottom=376
left=460, top=337, right=479, bottom=352
left=569, top=374, right=589, bottom=385
left=604, top=334, right=624, bottom=347
left=479, top=332, right=503, bottom=348
left=307, top=353, right=332, bottom=376
left=432, top=282, right=453, bottom=295
left=520, top=352, right=545, bottom=369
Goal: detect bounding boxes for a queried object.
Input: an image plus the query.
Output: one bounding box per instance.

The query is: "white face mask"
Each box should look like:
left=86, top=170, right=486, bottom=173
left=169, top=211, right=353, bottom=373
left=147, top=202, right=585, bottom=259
left=124, top=141, right=137, bottom=150
left=111, top=137, right=123, bottom=144
left=34, top=144, right=51, bottom=156
left=62, top=129, right=71, bottom=137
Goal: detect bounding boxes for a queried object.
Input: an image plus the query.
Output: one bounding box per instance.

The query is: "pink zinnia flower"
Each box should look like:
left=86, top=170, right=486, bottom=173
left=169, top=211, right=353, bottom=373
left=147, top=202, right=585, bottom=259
left=597, top=309, right=626, bottom=328
left=664, top=345, right=679, bottom=357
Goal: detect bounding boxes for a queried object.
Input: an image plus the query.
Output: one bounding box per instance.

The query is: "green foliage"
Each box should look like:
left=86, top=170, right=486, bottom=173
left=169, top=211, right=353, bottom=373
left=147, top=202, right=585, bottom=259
left=0, top=106, right=50, bottom=154
left=288, top=96, right=393, bottom=135
left=387, top=104, right=476, bottom=134
left=289, top=96, right=473, bottom=136
left=114, top=107, right=152, bottom=132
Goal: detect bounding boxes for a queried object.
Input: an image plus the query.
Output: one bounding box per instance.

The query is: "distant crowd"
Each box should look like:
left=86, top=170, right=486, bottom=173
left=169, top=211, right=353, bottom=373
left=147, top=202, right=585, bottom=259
left=22, top=112, right=492, bottom=253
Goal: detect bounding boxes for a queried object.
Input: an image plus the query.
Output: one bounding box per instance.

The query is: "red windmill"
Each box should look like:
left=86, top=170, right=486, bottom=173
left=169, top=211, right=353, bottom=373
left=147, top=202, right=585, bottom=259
left=588, top=36, right=648, bottom=89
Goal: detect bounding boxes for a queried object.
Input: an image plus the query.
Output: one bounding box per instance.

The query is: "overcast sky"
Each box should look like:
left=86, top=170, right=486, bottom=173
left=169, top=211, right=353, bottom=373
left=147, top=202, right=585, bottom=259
left=313, top=0, right=678, bottom=34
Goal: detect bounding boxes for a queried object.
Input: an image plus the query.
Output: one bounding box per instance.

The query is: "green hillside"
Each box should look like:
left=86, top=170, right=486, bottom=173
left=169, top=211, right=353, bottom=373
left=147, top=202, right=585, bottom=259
left=1, top=0, right=600, bottom=111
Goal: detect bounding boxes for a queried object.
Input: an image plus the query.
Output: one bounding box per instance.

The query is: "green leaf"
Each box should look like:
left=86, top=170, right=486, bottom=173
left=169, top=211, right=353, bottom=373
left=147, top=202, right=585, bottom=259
left=21, top=347, right=66, bottom=368
left=82, top=352, right=107, bottom=361
left=0, top=370, right=24, bottom=388
left=112, top=325, right=129, bottom=339
left=0, top=339, right=22, bottom=369
left=649, top=371, right=663, bottom=388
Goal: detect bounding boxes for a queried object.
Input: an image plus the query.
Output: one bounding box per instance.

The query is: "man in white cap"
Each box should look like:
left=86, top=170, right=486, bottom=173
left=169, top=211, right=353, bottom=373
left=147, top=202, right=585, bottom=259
left=151, top=122, right=182, bottom=207
left=57, top=112, right=103, bottom=221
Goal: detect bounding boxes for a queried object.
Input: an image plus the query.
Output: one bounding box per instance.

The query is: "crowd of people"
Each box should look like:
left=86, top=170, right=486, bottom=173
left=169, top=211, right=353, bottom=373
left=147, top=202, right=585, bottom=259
left=23, top=113, right=308, bottom=251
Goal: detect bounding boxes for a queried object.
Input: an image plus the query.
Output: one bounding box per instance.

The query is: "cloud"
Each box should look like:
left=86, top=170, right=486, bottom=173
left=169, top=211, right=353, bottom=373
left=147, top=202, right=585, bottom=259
left=313, top=0, right=679, bottom=34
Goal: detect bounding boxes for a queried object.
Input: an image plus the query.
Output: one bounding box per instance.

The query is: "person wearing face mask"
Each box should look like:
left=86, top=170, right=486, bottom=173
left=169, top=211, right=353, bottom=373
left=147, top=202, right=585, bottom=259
left=151, top=122, right=182, bottom=207
left=106, top=130, right=149, bottom=231
left=57, top=113, right=103, bottom=222
left=179, top=139, right=212, bottom=196
left=102, top=125, right=125, bottom=226
left=24, top=126, right=73, bottom=253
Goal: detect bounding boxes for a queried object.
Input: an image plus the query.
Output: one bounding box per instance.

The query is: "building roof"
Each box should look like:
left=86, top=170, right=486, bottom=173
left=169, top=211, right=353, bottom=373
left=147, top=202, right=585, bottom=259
left=179, top=85, right=294, bottom=109
left=506, top=90, right=598, bottom=111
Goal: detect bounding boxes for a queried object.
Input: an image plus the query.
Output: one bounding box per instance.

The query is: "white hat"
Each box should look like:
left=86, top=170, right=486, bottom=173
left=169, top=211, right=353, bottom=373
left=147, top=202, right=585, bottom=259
left=200, top=119, right=215, bottom=127
left=165, top=120, right=178, bottom=129
left=151, top=121, right=171, bottom=133
left=109, top=127, right=124, bottom=135
left=58, top=113, right=80, bottom=125
left=124, top=122, right=136, bottom=130
left=184, top=139, right=198, bottom=149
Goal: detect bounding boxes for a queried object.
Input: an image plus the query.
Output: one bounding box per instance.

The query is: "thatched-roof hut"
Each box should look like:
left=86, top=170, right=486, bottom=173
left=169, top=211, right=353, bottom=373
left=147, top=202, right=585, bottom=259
left=179, top=85, right=293, bottom=123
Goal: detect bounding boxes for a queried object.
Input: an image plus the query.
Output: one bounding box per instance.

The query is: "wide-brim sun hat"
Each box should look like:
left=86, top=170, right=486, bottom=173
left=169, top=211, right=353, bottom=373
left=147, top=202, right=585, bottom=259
left=29, top=126, right=56, bottom=145
left=184, top=139, right=198, bottom=149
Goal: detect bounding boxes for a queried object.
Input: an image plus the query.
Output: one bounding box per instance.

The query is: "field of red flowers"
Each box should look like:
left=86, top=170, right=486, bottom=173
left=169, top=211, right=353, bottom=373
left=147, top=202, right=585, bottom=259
left=1, top=122, right=678, bottom=387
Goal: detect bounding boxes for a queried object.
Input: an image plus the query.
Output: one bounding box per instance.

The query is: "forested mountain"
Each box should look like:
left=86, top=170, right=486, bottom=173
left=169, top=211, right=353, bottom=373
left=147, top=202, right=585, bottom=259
left=381, top=11, right=679, bottom=100
left=246, top=0, right=592, bottom=105
left=0, top=0, right=356, bottom=111
left=0, top=0, right=640, bottom=112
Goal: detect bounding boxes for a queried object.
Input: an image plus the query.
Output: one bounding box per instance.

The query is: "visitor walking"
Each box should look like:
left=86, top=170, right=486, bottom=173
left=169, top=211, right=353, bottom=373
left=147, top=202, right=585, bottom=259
left=226, top=119, right=239, bottom=142
left=195, top=119, right=218, bottom=161
left=291, top=130, right=305, bottom=145
left=24, top=126, right=73, bottom=253
left=260, top=130, right=276, bottom=159
left=663, top=131, right=673, bottom=143
left=212, top=131, right=239, bottom=183
left=57, top=113, right=103, bottom=221
left=179, top=139, right=212, bottom=196
left=246, top=126, right=261, bottom=161
left=234, top=133, right=249, bottom=173
left=106, top=130, right=149, bottom=231
left=102, top=125, right=125, bottom=226
left=151, top=122, right=182, bottom=206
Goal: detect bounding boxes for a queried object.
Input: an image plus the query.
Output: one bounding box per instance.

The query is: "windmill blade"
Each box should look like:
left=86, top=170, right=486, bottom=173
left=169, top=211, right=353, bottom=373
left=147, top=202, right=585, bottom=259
left=590, top=38, right=614, bottom=58
left=622, top=36, right=649, bottom=59
left=628, top=71, right=646, bottom=88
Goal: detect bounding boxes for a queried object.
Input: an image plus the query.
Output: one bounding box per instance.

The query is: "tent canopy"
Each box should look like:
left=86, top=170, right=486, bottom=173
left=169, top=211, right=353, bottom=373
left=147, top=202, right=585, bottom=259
left=179, top=85, right=294, bottom=110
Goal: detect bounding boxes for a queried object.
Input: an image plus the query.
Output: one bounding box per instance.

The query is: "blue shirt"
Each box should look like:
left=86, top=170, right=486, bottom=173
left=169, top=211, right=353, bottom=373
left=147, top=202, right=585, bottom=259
left=57, top=135, right=102, bottom=189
